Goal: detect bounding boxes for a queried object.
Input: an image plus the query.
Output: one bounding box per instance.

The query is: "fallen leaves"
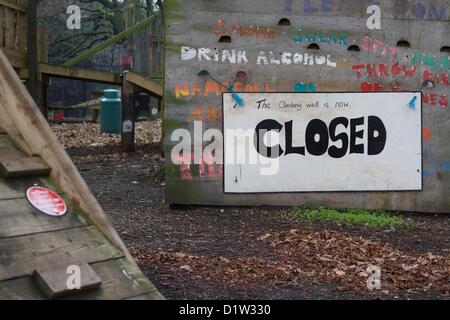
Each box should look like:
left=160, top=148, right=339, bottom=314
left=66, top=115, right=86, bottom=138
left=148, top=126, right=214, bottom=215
left=334, top=269, right=346, bottom=277
left=51, top=120, right=162, bottom=150
left=258, top=229, right=450, bottom=295
left=130, top=248, right=305, bottom=287
left=130, top=229, right=450, bottom=297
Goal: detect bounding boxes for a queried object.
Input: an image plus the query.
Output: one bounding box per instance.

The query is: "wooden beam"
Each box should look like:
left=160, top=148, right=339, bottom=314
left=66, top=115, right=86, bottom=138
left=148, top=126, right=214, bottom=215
left=37, top=26, right=48, bottom=63
left=121, top=72, right=137, bottom=152
left=126, top=72, right=163, bottom=97
left=5, top=8, right=16, bottom=49
left=37, top=74, right=49, bottom=120
left=2, top=48, right=26, bottom=69
left=0, top=157, right=51, bottom=178
left=38, top=63, right=121, bottom=85
left=0, top=198, right=84, bottom=239
left=17, top=12, right=27, bottom=53
left=0, top=0, right=27, bottom=13
left=33, top=262, right=102, bottom=299
left=0, top=226, right=123, bottom=281
left=16, top=67, right=28, bottom=79
left=26, top=0, right=38, bottom=107
left=0, top=258, right=164, bottom=300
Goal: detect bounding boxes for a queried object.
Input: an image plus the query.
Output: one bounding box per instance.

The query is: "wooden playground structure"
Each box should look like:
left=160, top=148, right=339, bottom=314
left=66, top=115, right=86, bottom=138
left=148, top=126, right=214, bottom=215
left=0, top=0, right=163, bottom=151
left=0, top=0, right=164, bottom=299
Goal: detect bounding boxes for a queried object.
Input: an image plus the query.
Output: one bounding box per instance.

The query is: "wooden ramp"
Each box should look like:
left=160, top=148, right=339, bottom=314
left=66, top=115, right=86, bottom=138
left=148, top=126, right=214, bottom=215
left=0, top=49, right=163, bottom=300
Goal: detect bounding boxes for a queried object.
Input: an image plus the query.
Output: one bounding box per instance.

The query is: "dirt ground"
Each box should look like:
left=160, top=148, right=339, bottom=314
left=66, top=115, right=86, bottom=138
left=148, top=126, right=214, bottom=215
left=54, top=122, right=449, bottom=300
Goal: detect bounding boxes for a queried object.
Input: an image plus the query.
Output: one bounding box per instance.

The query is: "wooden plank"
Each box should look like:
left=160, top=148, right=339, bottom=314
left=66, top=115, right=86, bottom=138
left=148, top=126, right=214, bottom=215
left=0, top=0, right=27, bottom=13
left=4, top=8, right=16, bottom=49
left=0, top=49, right=133, bottom=260
left=0, top=226, right=124, bottom=281
left=0, top=259, right=165, bottom=300
left=0, top=134, right=25, bottom=160
left=38, top=63, right=121, bottom=85
left=0, top=6, right=4, bottom=47
left=0, top=277, right=45, bottom=300
left=33, top=262, right=102, bottom=299
left=0, top=49, right=164, bottom=300
left=26, top=0, right=38, bottom=104
left=0, top=179, right=27, bottom=200
left=0, top=175, right=64, bottom=201
left=16, top=0, right=27, bottom=10
left=0, top=157, right=51, bottom=178
left=16, top=11, right=26, bottom=53
left=126, top=71, right=163, bottom=97
left=0, top=198, right=84, bottom=239
left=37, top=75, right=49, bottom=120
left=16, top=67, right=28, bottom=79
left=121, top=72, right=137, bottom=152
left=37, top=26, right=47, bottom=63
left=63, top=258, right=164, bottom=300
left=2, top=47, right=26, bottom=68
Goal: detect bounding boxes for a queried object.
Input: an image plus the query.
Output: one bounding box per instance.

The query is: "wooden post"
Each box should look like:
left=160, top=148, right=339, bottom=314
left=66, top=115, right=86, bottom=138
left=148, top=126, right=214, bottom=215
left=26, top=0, right=38, bottom=108
left=121, top=72, right=136, bottom=152
left=37, top=26, right=49, bottom=120
left=37, top=74, right=49, bottom=120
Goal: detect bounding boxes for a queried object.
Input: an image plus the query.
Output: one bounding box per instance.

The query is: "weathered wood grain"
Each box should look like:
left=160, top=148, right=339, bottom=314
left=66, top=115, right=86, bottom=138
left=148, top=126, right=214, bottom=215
left=62, top=258, right=165, bottom=300
left=0, top=198, right=85, bottom=239
left=0, top=258, right=165, bottom=300
left=0, top=176, right=64, bottom=201
left=125, top=71, right=163, bottom=97
left=164, top=0, right=450, bottom=213
left=0, top=47, right=132, bottom=259
left=38, top=63, right=121, bottom=85
left=0, top=277, right=44, bottom=300
left=0, top=157, right=51, bottom=178
left=0, top=226, right=124, bottom=281
left=0, top=134, right=25, bottom=160
left=33, top=262, right=102, bottom=299
left=121, top=73, right=137, bottom=152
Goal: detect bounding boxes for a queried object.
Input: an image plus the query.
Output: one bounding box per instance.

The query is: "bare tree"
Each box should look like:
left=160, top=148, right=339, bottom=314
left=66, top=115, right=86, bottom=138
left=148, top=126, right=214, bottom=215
left=39, top=0, right=163, bottom=60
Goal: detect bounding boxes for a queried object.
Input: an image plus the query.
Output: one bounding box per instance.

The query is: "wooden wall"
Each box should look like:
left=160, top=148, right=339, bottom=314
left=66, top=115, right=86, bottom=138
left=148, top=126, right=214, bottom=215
left=0, top=0, right=28, bottom=69
left=164, top=0, right=450, bottom=213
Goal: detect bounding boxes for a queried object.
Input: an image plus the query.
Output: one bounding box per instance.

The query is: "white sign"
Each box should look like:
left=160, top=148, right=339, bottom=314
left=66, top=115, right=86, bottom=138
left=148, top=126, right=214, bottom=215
left=223, top=92, right=422, bottom=193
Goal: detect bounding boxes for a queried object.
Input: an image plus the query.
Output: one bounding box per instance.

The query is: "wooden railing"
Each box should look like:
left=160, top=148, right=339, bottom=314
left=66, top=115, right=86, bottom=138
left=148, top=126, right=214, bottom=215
left=0, top=0, right=28, bottom=68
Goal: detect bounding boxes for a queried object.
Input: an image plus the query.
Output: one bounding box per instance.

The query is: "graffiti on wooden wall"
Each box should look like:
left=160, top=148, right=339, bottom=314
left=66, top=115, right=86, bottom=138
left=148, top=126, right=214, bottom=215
left=166, top=0, right=450, bottom=190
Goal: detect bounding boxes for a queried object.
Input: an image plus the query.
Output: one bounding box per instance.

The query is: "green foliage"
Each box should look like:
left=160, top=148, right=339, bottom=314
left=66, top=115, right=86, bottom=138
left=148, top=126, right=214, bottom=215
left=291, top=207, right=405, bottom=228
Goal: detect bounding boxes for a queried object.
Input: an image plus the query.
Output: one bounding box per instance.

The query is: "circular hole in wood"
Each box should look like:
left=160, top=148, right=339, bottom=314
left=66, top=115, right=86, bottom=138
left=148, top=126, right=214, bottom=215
left=219, top=35, right=232, bottom=43
left=307, top=43, right=320, bottom=50
left=440, top=46, right=450, bottom=53
left=347, top=45, right=361, bottom=52
left=278, top=18, right=291, bottom=26
left=396, top=40, right=411, bottom=48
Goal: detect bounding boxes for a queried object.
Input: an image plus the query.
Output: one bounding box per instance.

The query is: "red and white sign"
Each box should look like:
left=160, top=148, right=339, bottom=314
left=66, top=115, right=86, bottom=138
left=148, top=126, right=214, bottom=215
left=26, top=186, right=68, bottom=217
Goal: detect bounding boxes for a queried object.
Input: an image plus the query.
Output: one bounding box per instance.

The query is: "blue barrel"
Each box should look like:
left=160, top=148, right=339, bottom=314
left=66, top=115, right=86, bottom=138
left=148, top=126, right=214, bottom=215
left=100, top=89, right=121, bottom=134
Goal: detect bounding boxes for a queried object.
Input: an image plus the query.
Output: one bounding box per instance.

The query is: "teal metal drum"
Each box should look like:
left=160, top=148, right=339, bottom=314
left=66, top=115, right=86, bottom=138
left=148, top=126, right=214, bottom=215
left=100, top=89, right=121, bottom=134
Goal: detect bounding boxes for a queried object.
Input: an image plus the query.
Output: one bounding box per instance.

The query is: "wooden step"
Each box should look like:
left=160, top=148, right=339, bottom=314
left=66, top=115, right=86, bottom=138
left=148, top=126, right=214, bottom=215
left=33, top=262, right=102, bottom=300
left=0, top=157, right=51, bottom=178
